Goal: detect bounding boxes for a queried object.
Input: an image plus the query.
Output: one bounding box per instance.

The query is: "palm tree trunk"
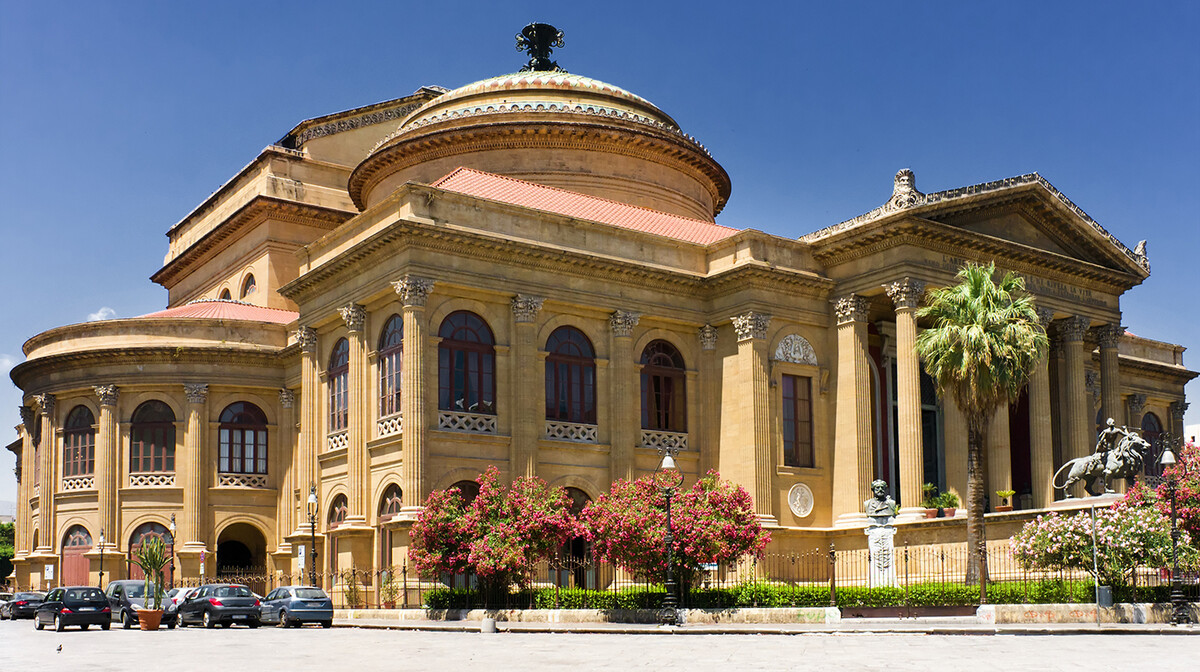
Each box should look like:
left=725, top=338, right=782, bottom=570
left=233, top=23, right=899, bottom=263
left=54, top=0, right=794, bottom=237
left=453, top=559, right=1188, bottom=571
left=965, top=423, right=990, bottom=585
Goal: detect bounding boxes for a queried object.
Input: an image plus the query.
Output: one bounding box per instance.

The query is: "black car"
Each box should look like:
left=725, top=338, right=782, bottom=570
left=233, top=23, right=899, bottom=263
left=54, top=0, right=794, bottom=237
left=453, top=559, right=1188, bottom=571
left=35, top=586, right=110, bottom=631
left=176, top=584, right=261, bottom=628
left=106, top=580, right=178, bottom=629
left=2, top=592, right=45, bottom=619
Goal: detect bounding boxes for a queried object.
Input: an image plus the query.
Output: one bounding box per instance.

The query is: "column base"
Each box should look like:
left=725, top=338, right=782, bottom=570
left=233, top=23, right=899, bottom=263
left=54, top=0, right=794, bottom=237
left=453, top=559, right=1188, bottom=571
left=894, top=507, right=929, bottom=523
left=179, top=541, right=208, bottom=553
left=755, top=514, right=780, bottom=528
left=396, top=506, right=425, bottom=521
left=834, top=512, right=870, bottom=528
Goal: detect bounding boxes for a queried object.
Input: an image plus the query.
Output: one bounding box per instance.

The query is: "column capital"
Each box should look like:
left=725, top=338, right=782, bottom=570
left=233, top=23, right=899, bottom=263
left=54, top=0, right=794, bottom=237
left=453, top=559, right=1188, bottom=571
left=18, top=405, right=35, bottom=433
left=609, top=310, right=640, bottom=338
left=183, top=383, right=209, bottom=405
left=732, top=311, right=771, bottom=342
left=338, top=304, right=366, bottom=333
left=511, top=295, right=544, bottom=323
left=280, top=388, right=295, bottom=409
left=1035, top=307, right=1055, bottom=327
left=32, top=393, right=55, bottom=416
left=392, top=274, right=435, bottom=308
left=883, top=278, right=925, bottom=310
left=1170, top=400, right=1189, bottom=422
left=832, top=294, right=870, bottom=325
left=93, top=385, right=119, bottom=407
left=1058, top=316, right=1090, bottom=342
left=1093, top=323, right=1125, bottom=349
left=1127, top=393, right=1146, bottom=418
left=699, top=324, right=718, bottom=351
left=295, top=326, right=318, bottom=354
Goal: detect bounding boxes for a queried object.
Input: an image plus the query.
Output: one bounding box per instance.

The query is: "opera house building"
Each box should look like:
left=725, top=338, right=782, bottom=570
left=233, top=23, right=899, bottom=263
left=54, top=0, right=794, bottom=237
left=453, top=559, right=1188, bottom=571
left=8, top=40, right=1194, bottom=593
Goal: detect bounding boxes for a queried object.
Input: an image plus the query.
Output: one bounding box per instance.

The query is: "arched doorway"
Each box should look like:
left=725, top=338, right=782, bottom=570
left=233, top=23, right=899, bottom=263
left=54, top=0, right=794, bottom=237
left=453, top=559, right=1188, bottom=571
left=1141, top=412, right=1165, bottom=477
left=557, top=488, right=594, bottom=589
left=127, top=522, right=174, bottom=585
left=60, top=526, right=92, bottom=586
left=216, top=523, right=267, bottom=593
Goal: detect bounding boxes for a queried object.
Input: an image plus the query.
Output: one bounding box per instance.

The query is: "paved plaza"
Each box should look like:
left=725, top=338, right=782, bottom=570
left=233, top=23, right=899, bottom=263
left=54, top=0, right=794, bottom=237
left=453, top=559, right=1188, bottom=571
left=2, top=620, right=1198, bottom=672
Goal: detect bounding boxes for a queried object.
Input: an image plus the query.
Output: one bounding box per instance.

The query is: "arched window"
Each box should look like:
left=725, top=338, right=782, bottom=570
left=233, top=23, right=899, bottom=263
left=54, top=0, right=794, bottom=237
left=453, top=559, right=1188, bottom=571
left=378, top=484, right=403, bottom=521
left=128, top=522, right=174, bottom=583
left=438, top=312, right=496, bottom=414
left=328, top=338, right=349, bottom=433
left=240, top=274, right=256, bottom=298
left=640, top=340, right=687, bottom=432
left=219, top=402, right=268, bottom=474
left=450, top=480, right=481, bottom=505
left=219, top=289, right=232, bottom=300
left=63, top=525, right=92, bottom=548
left=328, top=494, right=348, bottom=528
left=378, top=315, right=404, bottom=418
left=63, top=405, right=96, bottom=477
left=130, top=401, right=176, bottom=473
left=545, top=326, right=597, bottom=424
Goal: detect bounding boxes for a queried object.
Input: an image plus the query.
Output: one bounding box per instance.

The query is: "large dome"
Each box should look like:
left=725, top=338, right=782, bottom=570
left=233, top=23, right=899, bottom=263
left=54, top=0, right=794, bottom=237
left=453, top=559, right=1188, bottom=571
left=348, top=72, right=731, bottom=221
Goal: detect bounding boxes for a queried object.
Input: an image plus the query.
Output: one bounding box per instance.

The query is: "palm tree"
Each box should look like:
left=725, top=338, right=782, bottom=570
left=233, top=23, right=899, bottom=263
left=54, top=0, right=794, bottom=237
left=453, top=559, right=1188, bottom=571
left=915, top=262, right=1048, bottom=584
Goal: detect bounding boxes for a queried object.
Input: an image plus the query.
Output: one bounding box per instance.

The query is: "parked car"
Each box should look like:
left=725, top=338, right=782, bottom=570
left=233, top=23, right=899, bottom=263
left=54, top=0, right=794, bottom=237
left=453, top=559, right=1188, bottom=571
left=176, top=584, right=261, bottom=628
left=105, top=579, right=177, bottom=629
left=166, top=586, right=199, bottom=610
left=34, top=586, right=110, bottom=631
left=2, top=592, right=46, bottom=620
left=260, top=586, right=333, bottom=628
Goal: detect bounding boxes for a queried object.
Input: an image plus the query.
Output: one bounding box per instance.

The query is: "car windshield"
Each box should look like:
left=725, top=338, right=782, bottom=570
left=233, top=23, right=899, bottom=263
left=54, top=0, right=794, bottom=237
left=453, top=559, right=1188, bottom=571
left=124, top=583, right=152, bottom=598
left=16, top=593, right=44, bottom=600
left=212, top=586, right=252, bottom=598
left=67, top=588, right=105, bottom=601
left=294, top=588, right=327, bottom=599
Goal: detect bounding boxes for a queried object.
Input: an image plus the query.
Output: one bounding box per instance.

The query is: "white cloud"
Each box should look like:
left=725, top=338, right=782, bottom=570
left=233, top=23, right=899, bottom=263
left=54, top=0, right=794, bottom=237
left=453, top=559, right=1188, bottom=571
left=87, top=306, right=117, bottom=321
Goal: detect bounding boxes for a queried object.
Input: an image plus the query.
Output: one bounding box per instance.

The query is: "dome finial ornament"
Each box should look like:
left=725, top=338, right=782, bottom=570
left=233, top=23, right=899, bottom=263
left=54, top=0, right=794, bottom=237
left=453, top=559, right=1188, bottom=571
left=516, top=22, right=566, bottom=72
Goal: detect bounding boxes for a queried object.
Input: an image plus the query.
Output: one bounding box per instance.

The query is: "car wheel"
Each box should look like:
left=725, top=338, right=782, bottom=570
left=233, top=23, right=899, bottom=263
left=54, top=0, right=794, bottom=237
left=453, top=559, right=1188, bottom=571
left=122, top=610, right=134, bottom=629
left=35, top=615, right=43, bottom=631
left=321, top=620, right=332, bottom=629
left=203, top=611, right=215, bottom=629
left=278, top=610, right=289, bottom=628
left=101, top=622, right=110, bottom=631
left=81, top=623, right=89, bottom=631
left=177, top=613, right=186, bottom=628
left=248, top=620, right=260, bottom=629
left=166, top=618, right=176, bottom=629
left=221, top=622, right=231, bottom=628
left=55, top=615, right=64, bottom=632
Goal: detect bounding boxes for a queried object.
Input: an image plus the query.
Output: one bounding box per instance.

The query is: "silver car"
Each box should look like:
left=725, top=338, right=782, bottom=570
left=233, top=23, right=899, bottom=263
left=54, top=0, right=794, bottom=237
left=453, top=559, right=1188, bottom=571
left=260, top=586, right=333, bottom=628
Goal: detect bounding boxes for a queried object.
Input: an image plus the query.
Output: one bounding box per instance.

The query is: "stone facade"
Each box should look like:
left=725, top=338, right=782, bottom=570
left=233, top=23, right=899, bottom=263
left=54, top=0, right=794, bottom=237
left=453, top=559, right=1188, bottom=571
left=7, top=59, right=1195, bottom=595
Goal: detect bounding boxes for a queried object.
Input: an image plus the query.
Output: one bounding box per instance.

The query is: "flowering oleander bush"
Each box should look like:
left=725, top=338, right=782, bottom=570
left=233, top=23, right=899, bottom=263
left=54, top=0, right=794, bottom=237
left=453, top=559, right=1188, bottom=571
left=1124, top=441, right=1200, bottom=543
left=1010, top=501, right=1197, bottom=587
left=581, top=470, right=770, bottom=588
left=409, top=466, right=582, bottom=588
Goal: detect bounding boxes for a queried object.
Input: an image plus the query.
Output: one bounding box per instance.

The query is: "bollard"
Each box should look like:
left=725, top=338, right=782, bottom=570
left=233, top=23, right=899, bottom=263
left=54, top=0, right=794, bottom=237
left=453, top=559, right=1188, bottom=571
left=481, top=616, right=497, bottom=633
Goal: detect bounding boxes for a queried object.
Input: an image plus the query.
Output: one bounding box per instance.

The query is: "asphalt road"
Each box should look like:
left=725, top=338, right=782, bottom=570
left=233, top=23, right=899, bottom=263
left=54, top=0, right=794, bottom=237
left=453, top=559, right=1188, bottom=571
left=2, top=619, right=1198, bottom=671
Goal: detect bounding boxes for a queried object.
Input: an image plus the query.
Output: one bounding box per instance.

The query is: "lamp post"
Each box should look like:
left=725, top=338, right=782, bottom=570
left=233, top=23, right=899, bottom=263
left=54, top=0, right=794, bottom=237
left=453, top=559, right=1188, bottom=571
left=1159, top=444, right=1192, bottom=625
left=307, top=484, right=319, bottom=587
left=98, top=528, right=105, bottom=590
left=654, top=447, right=684, bottom=626
left=168, top=514, right=177, bottom=590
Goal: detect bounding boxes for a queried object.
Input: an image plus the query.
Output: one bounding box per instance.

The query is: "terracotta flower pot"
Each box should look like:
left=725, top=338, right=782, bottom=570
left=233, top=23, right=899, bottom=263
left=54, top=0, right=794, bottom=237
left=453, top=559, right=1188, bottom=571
left=942, top=507, right=957, bottom=517
left=995, top=505, right=1014, bottom=513
left=923, top=508, right=939, bottom=519
left=137, top=609, right=163, bottom=631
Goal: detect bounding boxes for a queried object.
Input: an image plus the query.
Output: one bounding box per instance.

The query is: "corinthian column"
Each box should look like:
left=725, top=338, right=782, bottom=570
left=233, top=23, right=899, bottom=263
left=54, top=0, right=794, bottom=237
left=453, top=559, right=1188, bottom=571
left=698, top=325, right=719, bottom=474
left=1170, top=401, right=1190, bottom=441
left=17, top=405, right=36, bottom=558
left=339, top=304, right=368, bottom=524
left=511, top=295, right=544, bottom=480
left=727, top=311, right=774, bottom=523
left=832, top=295, right=873, bottom=526
left=181, top=383, right=208, bottom=550
left=884, top=278, right=925, bottom=519
left=296, top=326, right=319, bottom=532
left=33, top=393, right=55, bottom=554
left=1028, top=309, right=1055, bottom=507
left=393, top=275, right=434, bottom=511
left=277, top=388, right=296, bottom=546
left=1060, top=316, right=1091, bottom=464
left=1094, top=324, right=1124, bottom=428
left=608, top=310, right=639, bottom=485
left=92, top=386, right=119, bottom=552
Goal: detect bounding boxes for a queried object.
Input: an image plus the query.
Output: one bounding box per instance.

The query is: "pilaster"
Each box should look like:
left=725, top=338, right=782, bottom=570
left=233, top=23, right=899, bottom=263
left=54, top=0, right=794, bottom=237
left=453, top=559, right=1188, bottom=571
left=608, top=310, right=639, bottom=485
left=884, top=277, right=925, bottom=519
left=340, top=303, right=368, bottom=524
left=1095, top=323, right=1124, bottom=428
left=393, top=275, right=434, bottom=512
left=698, top=324, right=719, bottom=474
left=181, top=383, right=208, bottom=550
left=296, top=326, right=319, bottom=533
left=730, top=311, right=774, bottom=524
left=831, top=294, right=873, bottom=526
left=33, top=393, right=55, bottom=554
left=277, top=388, right=296, bottom=552
left=510, top=294, right=544, bottom=480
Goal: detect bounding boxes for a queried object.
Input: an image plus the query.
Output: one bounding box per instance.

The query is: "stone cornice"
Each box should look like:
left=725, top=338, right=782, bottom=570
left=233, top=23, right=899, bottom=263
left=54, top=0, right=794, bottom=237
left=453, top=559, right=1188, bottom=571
left=152, top=197, right=354, bottom=288
left=11, top=346, right=285, bottom=391
left=348, top=118, right=731, bottom=215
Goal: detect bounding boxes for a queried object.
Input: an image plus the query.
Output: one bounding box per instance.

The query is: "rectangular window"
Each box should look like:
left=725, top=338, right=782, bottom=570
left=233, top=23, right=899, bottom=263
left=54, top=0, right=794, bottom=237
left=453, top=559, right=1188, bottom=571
left=782, top=375, right=814, bottom=467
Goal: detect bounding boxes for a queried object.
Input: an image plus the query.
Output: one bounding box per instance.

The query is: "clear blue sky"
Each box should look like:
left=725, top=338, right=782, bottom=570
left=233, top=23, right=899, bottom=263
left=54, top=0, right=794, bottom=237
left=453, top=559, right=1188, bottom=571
left=1, top=1, right=1198, bottom=508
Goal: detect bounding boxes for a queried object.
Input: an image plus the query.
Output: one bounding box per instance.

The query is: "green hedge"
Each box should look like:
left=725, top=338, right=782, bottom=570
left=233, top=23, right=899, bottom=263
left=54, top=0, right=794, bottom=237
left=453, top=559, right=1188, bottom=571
left=423, top=579, right=1123, bottom=610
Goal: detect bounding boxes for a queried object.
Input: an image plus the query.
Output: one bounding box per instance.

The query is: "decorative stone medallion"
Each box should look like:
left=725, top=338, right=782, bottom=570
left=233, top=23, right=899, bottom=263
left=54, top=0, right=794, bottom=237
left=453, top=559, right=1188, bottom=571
left=787, top=483, right=814, bottom=518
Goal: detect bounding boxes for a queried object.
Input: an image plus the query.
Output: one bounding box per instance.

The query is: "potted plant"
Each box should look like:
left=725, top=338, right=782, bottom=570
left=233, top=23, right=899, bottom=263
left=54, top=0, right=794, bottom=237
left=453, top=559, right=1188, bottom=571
left=995, top=489, right=1016, bottom=513
left=131, top=536, right=169, bottom=630
left=920, top=483, right=941, bottom=519
left=341, top=569, right=365, bottom=609
left=380, top=567, right=400, bottom=609
left=937, top=491, right=960, bottom=518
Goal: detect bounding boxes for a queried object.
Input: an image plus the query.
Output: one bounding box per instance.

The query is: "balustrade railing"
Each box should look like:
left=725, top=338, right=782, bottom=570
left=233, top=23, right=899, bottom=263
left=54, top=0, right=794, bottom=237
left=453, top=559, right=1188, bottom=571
left=438, top=410, right=497, bottom=434
left=544, top=420, right=598, bottom=443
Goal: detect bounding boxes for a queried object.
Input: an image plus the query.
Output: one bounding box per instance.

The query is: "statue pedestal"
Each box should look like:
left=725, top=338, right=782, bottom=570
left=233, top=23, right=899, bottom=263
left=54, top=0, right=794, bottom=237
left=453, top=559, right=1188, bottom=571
left=865, top=522, right=898, bottom=588
left=1047, top=493, right=1122, bottom=511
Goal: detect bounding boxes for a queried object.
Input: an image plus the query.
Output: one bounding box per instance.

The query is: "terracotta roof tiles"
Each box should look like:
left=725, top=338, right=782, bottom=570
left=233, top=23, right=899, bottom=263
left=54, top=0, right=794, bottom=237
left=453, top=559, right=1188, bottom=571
left=140, top=300, right=297, bottom=325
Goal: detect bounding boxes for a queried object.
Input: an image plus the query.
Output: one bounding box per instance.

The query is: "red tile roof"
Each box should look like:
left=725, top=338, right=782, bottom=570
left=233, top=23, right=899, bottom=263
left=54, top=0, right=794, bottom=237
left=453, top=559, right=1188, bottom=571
left=140, top=300, right=297, bottom=324
left=431, top=167, right=739, bottom=245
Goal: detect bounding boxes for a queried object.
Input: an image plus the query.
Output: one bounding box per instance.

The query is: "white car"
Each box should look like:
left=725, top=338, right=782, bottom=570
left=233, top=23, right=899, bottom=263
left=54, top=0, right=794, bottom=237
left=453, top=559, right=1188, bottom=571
left=165, top=587, right=200, bottom=610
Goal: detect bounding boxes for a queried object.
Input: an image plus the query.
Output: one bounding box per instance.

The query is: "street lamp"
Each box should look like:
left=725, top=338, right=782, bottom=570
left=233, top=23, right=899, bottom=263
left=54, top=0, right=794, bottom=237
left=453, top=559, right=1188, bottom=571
left=168, top=514, right=177, bottom=589
left=654, top=447, right=684, bottom=626
left=1159, top=444, right=1192, bottom=625
left=98, top=528, right=105, bottom=589
left=307, top=484, right=319, bottom=587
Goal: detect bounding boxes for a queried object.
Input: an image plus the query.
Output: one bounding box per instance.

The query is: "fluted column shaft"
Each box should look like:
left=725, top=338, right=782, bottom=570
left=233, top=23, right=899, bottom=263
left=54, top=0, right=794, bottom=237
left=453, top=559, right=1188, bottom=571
left=34, top=394, right=55, bottom=553
left=297, top=327, right=319, bottom=527
left=699, top=325, right=719, bottom=474
left=885, top=278, right=925, bottom=514
left=832, top=295, right=873, bottom=524
left=277, top=389, right=296, bottom=543
left=17, top=406, right=36, bottom=556
left=511, top=296, right=544, bottom=480
left=340, top=304, right=367, bottom=523
left=91, top=388, right=118, bottom=550
left=181, top=384, right=208, bottom=548
left=728, top=312, right=774, bottom=521
left=394, top=275, right=434, bottom=510
left=943, top=398, right=969, bottom=500
left=986, top=401, right=1012, bottom=500
left=1061, top=317, right=1091, bottom=463
left=1027, top=350, right=1055, bottom=507
left=1096, top=324, right=1123, bottom=426
left=608, top=310, right=639, bottom=485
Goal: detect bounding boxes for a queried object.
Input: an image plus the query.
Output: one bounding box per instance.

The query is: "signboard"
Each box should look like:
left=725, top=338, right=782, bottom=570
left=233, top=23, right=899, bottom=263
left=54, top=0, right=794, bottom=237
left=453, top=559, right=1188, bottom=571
left=43, top=564, right=54, bottom=581
left=698, top=563, right=718, bottom=572
left=298, top=544, right=307, bottom=564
